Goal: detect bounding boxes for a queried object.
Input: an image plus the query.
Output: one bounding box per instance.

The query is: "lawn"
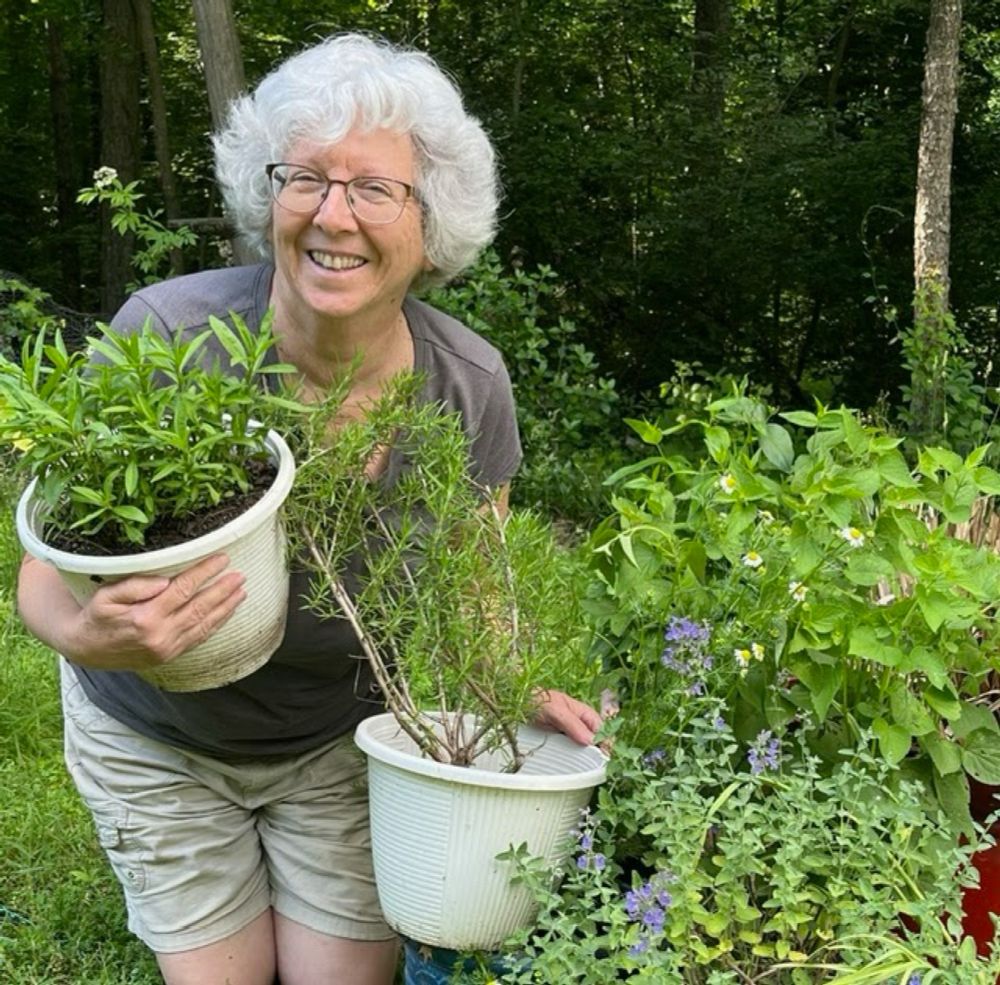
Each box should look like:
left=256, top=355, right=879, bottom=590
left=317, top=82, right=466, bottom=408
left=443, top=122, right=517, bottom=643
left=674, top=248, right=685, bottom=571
left=0, top=483, right=161, bottom=984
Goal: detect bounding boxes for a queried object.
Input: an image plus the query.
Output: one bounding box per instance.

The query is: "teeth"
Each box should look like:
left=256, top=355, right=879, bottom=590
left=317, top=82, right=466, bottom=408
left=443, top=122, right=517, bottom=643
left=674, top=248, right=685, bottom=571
left=309, top=251, right=365, bottom=271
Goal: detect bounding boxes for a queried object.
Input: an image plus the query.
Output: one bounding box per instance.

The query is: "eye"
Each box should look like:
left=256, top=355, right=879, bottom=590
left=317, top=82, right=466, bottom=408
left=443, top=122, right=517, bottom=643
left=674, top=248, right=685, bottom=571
left=353, top=178, right=395, bottom=200
left=285, top=168, right=325, bottom=188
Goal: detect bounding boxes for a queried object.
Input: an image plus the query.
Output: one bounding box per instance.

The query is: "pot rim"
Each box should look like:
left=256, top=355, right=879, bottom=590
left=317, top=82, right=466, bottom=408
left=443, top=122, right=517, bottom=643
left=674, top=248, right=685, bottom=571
left=355, top=711, right=608, bottom=792
left=15, top=427, right=294, bottom=575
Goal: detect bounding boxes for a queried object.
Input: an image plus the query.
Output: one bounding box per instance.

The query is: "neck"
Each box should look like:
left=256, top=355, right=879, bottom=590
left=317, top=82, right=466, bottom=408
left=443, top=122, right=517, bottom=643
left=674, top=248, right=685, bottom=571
left=269, top=290, right=411, bottom=393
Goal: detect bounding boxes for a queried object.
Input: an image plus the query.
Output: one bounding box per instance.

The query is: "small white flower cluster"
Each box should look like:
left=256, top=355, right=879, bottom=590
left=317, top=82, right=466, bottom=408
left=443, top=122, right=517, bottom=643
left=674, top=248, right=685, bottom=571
left=92, top=166, right=119, bottom=189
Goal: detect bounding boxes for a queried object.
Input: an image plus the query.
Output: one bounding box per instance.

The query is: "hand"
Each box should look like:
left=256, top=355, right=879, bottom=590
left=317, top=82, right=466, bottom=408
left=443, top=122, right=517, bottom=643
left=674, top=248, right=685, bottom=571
left=20, top=552, right=246, bottom=672
left=532, top=689, right=604, bottom=746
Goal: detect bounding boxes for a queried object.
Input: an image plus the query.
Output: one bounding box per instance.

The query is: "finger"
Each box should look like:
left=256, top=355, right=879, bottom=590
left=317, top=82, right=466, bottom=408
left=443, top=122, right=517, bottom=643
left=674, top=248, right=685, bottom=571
left=156, top=554, right=234, bottom=615
left=146, top=575, right=246, bottom=663
left=98, top=574, right=172, bottom=605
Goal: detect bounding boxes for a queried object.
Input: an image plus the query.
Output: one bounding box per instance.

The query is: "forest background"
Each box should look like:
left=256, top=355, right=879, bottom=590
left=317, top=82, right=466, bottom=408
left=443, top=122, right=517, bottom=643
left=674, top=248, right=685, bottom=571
left=0, top=0, right=997, bottom=517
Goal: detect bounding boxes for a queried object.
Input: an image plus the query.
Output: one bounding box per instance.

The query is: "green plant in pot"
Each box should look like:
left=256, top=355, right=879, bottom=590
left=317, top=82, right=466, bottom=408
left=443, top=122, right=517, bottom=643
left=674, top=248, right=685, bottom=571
left=279, top=373, right=607, bottom=950
left=586, top=381, right=1000, bottom=835
left=0, top=313, right=302, bottom=692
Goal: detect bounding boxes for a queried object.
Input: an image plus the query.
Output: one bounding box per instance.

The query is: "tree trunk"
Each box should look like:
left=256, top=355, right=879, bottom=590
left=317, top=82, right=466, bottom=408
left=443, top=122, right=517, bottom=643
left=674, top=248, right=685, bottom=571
left=132, top=0, right=182, bottom=275
left=46, top=15, right=82, bottom=307
left=691, top=0, right=730, bottom=177
left=99, top=0, right=141, bottom=316
left=190, top=0, right=254, bottom=265
left=190, top=0, right=245, bottom=132
left=914, top=0, right=961, bottom=300
left=692, top=0, right=730, bottom=128
left=908, top=0, right=962, bottom=443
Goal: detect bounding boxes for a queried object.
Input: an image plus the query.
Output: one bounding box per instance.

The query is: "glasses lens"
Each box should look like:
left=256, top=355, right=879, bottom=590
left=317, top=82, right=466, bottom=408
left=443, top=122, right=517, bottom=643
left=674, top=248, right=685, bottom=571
left=347, top=178, right=409, bottom=224
left=270, top=165, right=327, bottom=213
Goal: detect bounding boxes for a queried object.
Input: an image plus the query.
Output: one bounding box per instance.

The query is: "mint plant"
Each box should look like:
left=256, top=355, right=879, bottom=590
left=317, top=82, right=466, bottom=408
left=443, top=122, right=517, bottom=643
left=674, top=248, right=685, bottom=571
left=500, top=704, right=1000, bottom=982
left=0, top=312, right=301, bottom=550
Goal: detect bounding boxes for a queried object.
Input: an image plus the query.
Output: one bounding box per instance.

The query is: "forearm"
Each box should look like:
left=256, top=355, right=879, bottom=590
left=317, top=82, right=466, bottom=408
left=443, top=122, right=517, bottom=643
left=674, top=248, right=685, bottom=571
left=17, top=555, right=90, bottom=660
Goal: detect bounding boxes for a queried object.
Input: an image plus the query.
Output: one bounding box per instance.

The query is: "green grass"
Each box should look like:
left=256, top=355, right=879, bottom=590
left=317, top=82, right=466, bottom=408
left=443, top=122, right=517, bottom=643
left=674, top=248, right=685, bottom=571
left=0, top=485, right=161, bottom=984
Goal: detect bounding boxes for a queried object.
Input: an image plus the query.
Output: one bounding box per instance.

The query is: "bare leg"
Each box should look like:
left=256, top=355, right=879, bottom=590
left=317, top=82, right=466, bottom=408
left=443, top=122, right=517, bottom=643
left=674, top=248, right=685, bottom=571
left=274, top=912, right=399, bottom=985
left=156, top=909, right=276, bottom=985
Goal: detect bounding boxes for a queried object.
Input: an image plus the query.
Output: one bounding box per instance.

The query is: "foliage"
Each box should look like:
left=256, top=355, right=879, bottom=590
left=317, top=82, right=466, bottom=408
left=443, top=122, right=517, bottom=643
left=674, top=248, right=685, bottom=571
left=281, top=372, right=598, bottom=768
left=897, top=280, right=999, bottom=458
left=0, top=313, right=300, bottom=549
left=585, top=380, right=1000, bottom=833
left=500, top=705, right=1000, bottom=983
left=0, top=279, right=68, bottom=361
left=77, top=168, right=198, bottom=292
left=428, top=250, right=624, bottom=524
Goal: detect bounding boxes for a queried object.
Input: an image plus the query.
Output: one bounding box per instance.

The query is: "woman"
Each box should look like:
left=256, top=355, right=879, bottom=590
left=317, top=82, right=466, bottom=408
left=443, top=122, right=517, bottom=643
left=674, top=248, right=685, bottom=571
left=17, top=33, right=600, bottom=985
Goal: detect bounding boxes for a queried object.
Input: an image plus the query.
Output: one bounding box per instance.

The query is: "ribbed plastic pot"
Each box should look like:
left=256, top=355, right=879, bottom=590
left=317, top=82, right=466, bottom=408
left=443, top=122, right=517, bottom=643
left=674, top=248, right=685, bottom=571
left=15, top=428, right=295, bottom=692
left=354, top=712, right=608, bottom=951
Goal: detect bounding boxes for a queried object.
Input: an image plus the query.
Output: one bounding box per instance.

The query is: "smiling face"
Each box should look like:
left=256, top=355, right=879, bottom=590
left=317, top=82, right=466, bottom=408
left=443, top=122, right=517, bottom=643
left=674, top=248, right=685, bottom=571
left=269, top=128, right=428, bottom=332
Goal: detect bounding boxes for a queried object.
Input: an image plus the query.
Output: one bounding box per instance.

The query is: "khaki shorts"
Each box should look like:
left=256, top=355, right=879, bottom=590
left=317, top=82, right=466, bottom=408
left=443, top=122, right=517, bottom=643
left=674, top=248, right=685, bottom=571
left=60, top=661, right=393, bottom=953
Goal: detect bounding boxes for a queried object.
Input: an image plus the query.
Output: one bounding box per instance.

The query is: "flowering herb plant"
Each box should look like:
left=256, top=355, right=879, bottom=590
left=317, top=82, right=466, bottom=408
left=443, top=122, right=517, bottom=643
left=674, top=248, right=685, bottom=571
left=500, top=696, right=1000, bottom=982
left=585, top=383, right=1000, bottom=832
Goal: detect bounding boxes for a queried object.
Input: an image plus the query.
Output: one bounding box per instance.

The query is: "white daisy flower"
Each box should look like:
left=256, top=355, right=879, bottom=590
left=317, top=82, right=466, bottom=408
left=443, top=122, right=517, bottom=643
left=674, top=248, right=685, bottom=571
left=719, top=474, right=737, bottom=494
left=789, top=580, right=808, bottom=602
left=839, top=526, right=865, bottom=548
left=742, top=551, right=764, bottom=569
left=751, top=642, right=765, bottom=661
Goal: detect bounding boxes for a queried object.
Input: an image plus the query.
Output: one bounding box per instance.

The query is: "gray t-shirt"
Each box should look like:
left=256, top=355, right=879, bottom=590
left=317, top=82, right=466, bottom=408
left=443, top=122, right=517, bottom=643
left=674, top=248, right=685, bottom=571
left=71, top=264, right=522, bottom=758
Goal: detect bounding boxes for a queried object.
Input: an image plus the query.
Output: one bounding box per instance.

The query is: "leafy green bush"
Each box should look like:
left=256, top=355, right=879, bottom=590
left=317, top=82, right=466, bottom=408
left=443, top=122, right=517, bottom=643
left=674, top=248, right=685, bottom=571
left=585, top=382, right=1000, bottom=833
left=428, top=251, right=624, bottom=524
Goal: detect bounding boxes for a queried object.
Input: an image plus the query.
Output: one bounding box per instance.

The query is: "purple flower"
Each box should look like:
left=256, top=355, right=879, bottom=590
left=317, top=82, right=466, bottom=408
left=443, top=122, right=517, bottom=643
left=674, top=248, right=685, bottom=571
left=747, top=730, right=781, bottom=775
left=660, top=616, right=713, bottom=678
left=624, top=870, right=675, bottom=956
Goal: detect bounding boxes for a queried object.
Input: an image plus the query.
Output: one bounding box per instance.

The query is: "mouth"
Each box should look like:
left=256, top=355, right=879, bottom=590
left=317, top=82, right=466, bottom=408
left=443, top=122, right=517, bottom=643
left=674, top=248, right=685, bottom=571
left=307, top=250, right=367, bottom=272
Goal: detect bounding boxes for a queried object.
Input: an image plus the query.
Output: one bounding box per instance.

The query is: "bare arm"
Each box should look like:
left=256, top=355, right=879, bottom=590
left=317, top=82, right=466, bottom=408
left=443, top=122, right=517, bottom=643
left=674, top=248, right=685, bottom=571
left=17, top=552, right=246, bottom=671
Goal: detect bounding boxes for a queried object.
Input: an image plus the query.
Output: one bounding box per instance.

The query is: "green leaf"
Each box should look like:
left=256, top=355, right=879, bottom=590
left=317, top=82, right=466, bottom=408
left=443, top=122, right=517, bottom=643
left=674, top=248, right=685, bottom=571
left=778, top=410, right=818, bottom=427
left=962, top=728, right=1000, bottom=785
left=703, top=425, right=730, bottom=464
left=843, top=552, right=895, bottom=587
left=888, top=686, right=935, bottom=736
left=877, top=450, right=919, bottom=488
left=847, top=626, right=902, bottom=668
left=914, top=587, right=953, bottom=633
left=921, top=732, right=963, bottom=776
left=758, top=422, right=794, bottom=472
left=951, top=702, right=1000, bottom=740
left=923, top=685, right=962, bottom=720
left=873, top=717, right=911, bottom=765
left=624, top=418, right=663, bottom=445
left=897, top=646, right=950, bottom=690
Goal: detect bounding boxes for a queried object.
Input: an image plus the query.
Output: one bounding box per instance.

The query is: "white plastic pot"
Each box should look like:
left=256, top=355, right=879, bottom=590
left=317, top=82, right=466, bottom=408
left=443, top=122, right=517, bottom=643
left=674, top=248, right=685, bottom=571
left=354, top=711, right=608, bottom=950
left=16, top=428, right=295, bottom=692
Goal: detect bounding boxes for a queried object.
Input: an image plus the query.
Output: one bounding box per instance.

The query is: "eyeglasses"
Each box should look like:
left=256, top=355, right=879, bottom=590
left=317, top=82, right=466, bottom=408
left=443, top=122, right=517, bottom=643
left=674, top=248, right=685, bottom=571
left=265, top=163, right=416, bottom=225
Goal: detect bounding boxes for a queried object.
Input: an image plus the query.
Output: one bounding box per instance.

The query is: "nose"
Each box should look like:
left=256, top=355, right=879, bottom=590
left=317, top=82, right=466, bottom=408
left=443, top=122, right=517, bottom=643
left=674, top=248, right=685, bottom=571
left=313, top=180, right=358, bottom=230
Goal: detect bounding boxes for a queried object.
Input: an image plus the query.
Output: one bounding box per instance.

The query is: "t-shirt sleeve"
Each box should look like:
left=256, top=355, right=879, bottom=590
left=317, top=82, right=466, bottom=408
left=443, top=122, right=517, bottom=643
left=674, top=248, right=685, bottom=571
left=469, top=357, right=522, bottom=489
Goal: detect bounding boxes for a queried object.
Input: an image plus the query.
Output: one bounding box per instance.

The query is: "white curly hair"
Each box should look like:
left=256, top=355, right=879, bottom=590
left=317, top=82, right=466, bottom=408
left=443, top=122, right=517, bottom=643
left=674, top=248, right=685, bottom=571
left=213, top=33, right=500, bottom=288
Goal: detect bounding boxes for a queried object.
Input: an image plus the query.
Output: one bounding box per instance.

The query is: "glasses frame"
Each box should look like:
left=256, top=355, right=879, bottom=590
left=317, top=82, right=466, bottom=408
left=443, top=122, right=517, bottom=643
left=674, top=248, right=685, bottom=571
left=265, top=163, right=417, bottom=225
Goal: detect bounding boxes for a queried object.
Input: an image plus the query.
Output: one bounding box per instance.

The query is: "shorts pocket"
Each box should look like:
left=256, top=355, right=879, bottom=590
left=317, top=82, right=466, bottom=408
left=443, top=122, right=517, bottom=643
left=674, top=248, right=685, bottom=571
left=91, top=804, right=149, bottom=895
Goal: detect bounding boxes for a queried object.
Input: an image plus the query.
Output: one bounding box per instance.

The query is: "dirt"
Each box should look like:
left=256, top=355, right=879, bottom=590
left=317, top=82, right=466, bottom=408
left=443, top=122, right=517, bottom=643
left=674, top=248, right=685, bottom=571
left=45, top=457, right=278, bottom=557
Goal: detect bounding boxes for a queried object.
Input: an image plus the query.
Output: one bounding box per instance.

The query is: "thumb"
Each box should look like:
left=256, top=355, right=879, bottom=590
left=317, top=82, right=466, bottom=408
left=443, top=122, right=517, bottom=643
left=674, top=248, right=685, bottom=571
left=98, top=574, right=172, bottom=605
